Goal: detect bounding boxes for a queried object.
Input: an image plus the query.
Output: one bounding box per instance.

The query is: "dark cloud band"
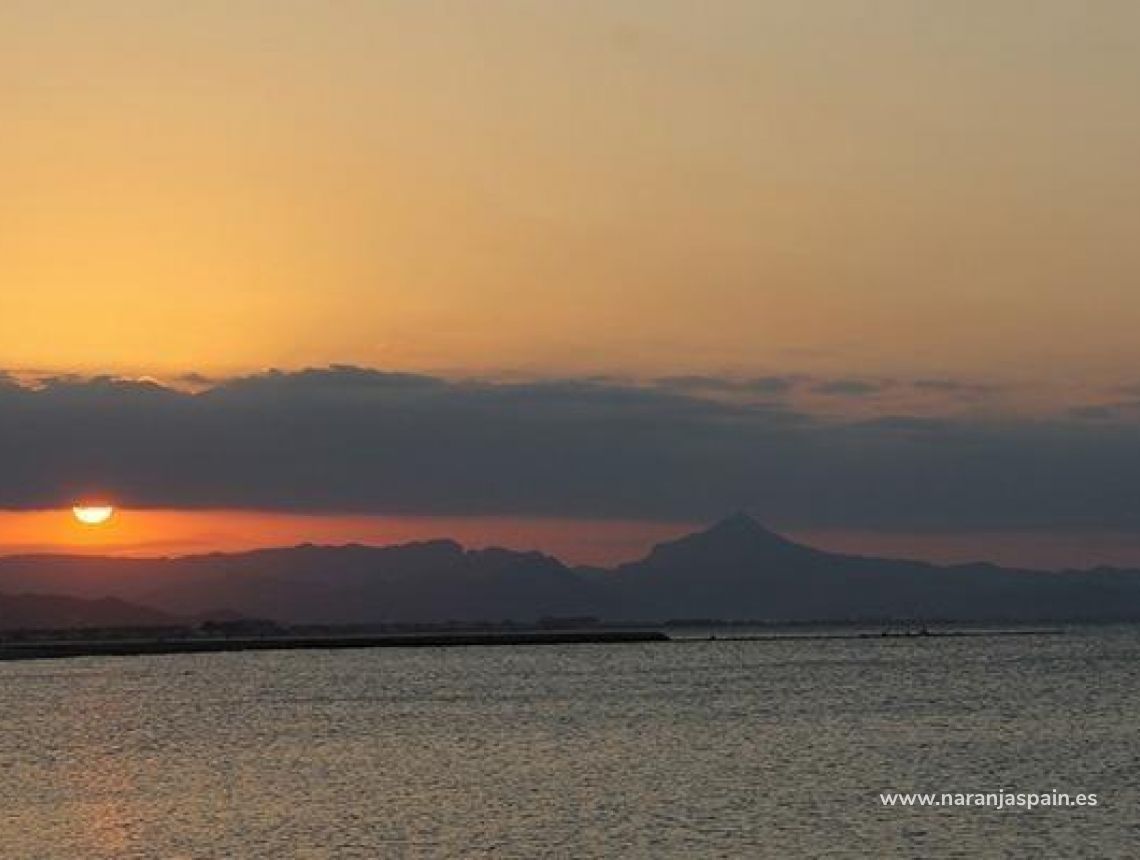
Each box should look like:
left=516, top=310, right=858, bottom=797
left=2, top=366, right=1139, bottom=532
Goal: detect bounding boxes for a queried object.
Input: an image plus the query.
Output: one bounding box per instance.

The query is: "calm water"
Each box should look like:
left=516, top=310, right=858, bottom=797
left=0, top=627, right=1137, bottom=859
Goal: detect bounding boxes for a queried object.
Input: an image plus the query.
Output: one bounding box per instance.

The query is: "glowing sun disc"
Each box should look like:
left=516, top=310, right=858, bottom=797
left=73, top=505, right=114, bottom=526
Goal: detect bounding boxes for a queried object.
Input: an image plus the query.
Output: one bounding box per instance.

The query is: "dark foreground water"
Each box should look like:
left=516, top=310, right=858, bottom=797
left=0, top=626, right=1136, bottom=859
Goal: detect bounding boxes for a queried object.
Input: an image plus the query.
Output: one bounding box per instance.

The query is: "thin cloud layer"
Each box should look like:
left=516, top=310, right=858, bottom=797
left=811, top=378, right=884, bottom=397
left=2, top=366, right=1140, bottom=533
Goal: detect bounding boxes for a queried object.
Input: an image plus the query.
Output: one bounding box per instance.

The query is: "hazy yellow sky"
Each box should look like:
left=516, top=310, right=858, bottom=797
left=3, top=0, right=1139, bottom=385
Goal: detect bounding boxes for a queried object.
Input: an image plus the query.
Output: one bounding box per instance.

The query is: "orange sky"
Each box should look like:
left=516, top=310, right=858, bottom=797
left=3, top=509, right=1138, bottom=571
left=0, top=509, right=698, bottom=567
left=3, top=1, right=1140, bottom=388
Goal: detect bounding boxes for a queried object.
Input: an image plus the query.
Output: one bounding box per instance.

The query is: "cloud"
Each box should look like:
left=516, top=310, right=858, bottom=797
left=3, top=366, right=1140, bottom=533
left=656, top=374, right=1001, bottom=405
left=812, top=378, right=884, bottom=397
left=911, top=378, right=999, bottom=400
left=1068, top=401, right=1140, bottom=422
left=654, top=375, right=799, bottom=396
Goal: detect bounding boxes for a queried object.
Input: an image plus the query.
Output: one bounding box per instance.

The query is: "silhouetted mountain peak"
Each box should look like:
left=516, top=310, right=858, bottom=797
left=705, top=511, right=781, bottom=539
left=643, top=512, right=806, bottom=566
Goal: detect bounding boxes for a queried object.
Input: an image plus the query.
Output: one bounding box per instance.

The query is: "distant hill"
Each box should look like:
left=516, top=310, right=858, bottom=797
left=0, top=592, right=178, bottom=631
left=0, top=541, right=603, bottom=625
left=0, top=514, right=1138, bottom=625
left=606, top=513, right=1140, bottom=622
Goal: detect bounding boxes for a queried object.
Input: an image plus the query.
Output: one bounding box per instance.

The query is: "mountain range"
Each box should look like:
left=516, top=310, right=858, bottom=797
left=0, top=592, right=178, bottom=631
left=1, top=514, right=1139, bottom=629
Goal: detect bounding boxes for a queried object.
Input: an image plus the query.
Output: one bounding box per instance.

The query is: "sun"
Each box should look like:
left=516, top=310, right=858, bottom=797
left=72, top=505, right=115, bottom=526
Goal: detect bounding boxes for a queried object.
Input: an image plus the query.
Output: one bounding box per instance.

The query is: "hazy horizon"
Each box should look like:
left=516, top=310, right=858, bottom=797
left=6, top=507, right=1140, bottom=573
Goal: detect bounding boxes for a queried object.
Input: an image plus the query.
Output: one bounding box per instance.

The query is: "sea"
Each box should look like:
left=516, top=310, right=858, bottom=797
left=1, top=625, right=1137, bottom=858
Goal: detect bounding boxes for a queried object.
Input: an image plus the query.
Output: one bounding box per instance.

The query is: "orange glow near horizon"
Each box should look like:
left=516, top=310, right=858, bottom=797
left=0, top=509, right=697, bottom=567
left=2, top=509, right=1140, bottom=571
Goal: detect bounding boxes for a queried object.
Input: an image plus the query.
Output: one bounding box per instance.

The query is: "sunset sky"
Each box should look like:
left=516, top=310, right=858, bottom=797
left=3, top=1, right=1140, bottom=566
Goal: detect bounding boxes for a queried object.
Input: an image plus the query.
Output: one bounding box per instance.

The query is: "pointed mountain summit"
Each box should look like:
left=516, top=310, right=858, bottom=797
left=638, top=512, right=818, bottom=569
left=705, top=510, right=778, bottom=536
left=678, top=511, right=801, bottom=545
left=605, top=512, right=848, bottom=619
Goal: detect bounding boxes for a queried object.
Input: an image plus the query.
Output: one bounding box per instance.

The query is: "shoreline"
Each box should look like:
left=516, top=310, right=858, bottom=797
left=0, top=626, right=1080, bottom=662
left=0, top=629, right=669, bottom=662
left=671, top=628, right=1066, bottom=642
